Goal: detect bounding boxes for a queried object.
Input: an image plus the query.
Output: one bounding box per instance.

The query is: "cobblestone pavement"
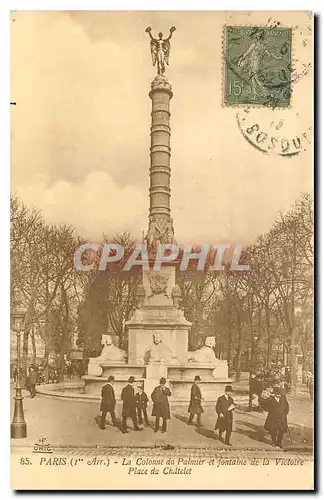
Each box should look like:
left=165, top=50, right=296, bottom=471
left=11, top=387, right=313, bottom=452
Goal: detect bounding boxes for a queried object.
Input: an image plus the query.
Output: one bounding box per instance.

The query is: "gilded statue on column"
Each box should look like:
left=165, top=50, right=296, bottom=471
left=145, top=26, right=176, bottom=75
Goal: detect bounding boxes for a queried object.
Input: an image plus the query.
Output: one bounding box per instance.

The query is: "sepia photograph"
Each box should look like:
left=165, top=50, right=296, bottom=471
left=10, top=10, right=313, bottom=490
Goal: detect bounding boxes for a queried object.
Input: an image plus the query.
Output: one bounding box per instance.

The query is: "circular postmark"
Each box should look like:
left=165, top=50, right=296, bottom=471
left=236, top=107, right=312, bottom=158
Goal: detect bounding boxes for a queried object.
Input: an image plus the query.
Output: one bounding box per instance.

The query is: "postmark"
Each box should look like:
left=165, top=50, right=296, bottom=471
left=236, top=107, right=312, bottom=157
left=223, top=25, right=292, bottom=107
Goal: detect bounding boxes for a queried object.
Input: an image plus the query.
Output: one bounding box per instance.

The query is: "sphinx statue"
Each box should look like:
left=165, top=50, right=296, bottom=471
left=88, top=334, right=126, bottom=376
left=188, top=336, right=218, bottom=364
left=144, top=331, right=179, bottom=365
left=97, top=334, right=126, bottom=364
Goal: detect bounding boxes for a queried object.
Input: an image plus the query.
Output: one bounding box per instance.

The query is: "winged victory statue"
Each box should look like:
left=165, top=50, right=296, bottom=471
left=145, top=26, right=176, bottom=75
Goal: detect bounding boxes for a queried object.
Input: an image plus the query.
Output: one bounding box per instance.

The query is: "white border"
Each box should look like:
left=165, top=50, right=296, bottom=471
left=2, top=2, right=321, bottom=499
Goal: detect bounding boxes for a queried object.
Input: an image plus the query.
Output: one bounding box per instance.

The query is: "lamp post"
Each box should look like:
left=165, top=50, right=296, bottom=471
left=11, top=306, right=27, bottom=438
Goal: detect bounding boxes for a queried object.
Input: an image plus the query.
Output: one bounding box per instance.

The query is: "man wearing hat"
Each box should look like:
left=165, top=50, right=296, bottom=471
left=261, top=386, right=289, bottom=448
left=215, top=385, right=235, bottom=445
left=188, top=375, right=204, bottom=426
left=99, top=375, right=117, bottom=430
left=121, top=376, right=141, bottom=433
left=151, top=378, right=172, bottom=433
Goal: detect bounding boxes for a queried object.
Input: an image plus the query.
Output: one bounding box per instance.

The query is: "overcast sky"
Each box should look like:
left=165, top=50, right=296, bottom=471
left=11, top=11, right=313, bottom=245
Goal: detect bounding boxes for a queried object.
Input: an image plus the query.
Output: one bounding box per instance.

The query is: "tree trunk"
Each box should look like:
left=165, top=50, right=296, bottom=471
left=235, top=355, right=242, bottom=381
left=43, top=349, right=49, bottom=383
left=301, top=324, right=308, bottom=384
left=265, top=307, right=272, bottom=370
left=30, top=327, right=37, bottom=366
left=59, top=342, right=65, bottom=382
left=22, top=325, right=30, bottom=378
left=59, top=288, right=70, bottom=382
left=290, top=283, right=297, bottom=392
left=227, top=301, right=233, bottom=371
left=83, top=344, right=88, bottom=374
left=290, top=325, right=297, bottom=393
left=235, top=309, right=243, bottom=381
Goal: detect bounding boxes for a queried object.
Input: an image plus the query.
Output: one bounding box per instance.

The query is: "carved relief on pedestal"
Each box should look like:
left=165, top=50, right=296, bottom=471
left=147, top=273, right=169, bottom=299
left=146, top=216, right=174, bottom=247
left=171, top=284, right=181, bottom=309
left=137, top=284, right=146, bottom=308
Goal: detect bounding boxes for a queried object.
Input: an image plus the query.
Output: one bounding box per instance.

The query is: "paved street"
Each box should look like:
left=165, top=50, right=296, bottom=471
left=11, top=386, right=313, bottom=452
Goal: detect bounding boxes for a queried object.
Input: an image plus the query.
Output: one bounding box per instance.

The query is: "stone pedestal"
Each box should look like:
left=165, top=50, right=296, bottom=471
left=88, top=358, right=103, bottom=377
left=144, top=364, right=168, bottom=400
left=127, top=263, right=191, bottom=365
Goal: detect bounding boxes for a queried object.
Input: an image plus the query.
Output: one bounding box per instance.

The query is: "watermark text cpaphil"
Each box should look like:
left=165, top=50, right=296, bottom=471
left=74, top=243, right=250, bottom=272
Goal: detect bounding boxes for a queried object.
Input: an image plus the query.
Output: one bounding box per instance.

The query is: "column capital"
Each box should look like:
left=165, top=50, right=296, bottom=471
left=149, top=75, right=173, bottom=98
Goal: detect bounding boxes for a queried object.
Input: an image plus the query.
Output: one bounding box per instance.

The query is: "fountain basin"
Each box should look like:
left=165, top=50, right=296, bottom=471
left=82, top=361, right=232, bottom=401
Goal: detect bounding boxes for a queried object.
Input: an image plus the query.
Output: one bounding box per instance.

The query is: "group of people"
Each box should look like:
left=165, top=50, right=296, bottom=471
left=12, top=360, right=85, bottom=390
left=99, top=375, right=235, bottom=443
left=100, top=375, right=171, bottom=434
left=100, top=374, right=290, bottom=448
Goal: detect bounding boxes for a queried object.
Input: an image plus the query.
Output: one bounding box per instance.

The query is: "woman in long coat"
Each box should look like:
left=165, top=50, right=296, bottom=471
left=151, top=377, right=171, bottom=433
left=188, top=375, right=204, bottom=426
left=260, top=386, right=289, bottom=448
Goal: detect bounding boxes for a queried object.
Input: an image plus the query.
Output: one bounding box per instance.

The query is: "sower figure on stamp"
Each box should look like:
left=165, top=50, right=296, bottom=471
left=215, top=385, right=235, bottom=445
left=151, top=377, right=171, bottom=433
left=135, top=384, right=149, bottom=426
left=236, top=28, right=283, bottom=102
left=121, top=376, right=141, bottom=433
left=99, top=375, right=117, bottom=430
left=188, top=375, right=204, bottom=427
left=260, top=386, right=289, bottom=448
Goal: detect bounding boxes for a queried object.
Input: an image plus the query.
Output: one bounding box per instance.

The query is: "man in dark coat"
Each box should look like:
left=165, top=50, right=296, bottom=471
left=215, top=385, right=235, bottom=445
left=188, top=375, right=204, bottom=426
left=151, top=377, right=171, bottom=433
left=99, top=375, right=117, bottom=430
left=27, top=366, right=37, bottom=398
left=121, top=376, right=141, bottom=433
left=261, top=386, right=289, bottom=448
left=249, top=373, right=262, bottom=410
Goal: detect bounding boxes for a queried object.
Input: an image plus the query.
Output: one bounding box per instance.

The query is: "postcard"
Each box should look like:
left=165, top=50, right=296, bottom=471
left=10, top=10, right=313, bottom=490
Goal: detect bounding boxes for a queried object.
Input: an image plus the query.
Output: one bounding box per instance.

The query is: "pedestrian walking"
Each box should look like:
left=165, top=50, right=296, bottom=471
left=188, top=375, right=203, bottom=426
left=249, top=372, right=262, bottom=410
left=135, top=384, right=149, bottom=426
left=121, top=376, right=141, bottom=433
left=261, top=386, right=289, bottom=448
left=151, top=377, right=171, bottom=433
left=215, top=385, right=235, bottom=445
left=99, top=375, right=117, bottom=430
left=28, top=366, right=37, bottom=398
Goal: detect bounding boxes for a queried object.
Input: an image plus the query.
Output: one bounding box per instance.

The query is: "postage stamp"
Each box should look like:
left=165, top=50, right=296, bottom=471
left=224, top=26, right=293, bottom=107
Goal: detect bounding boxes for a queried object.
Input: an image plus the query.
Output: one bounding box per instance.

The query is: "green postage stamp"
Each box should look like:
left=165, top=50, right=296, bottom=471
left=224, top=26, right=292, bottom=107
